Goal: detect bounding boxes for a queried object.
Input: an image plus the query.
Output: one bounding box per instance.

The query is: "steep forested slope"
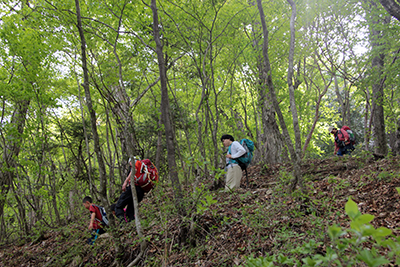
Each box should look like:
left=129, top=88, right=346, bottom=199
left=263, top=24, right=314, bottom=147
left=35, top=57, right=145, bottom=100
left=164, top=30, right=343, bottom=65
left=2, top=155, right=400, bottom=267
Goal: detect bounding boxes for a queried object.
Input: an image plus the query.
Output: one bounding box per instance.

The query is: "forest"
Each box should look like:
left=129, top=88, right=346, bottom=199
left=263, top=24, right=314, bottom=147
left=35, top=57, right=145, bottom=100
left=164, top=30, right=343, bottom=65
left=1, top=0, right=400, bottom=266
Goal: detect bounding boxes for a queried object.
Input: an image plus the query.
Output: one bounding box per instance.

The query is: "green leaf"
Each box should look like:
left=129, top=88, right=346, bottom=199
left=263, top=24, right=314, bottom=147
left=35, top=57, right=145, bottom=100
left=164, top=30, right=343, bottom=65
left=325, top=247, right=339, bottom=261
left=245, top=257, right=274, bottom=267
left=356, top=214, right=374, bottom=224
left=301, top=257, right=317, bottom=266
left=373, top=227, right=392, bottom=238
left=356, top=250, right=389, bottom=267
left=345, top=197, right=360, bottom=220
left=328, top=225, right=345, bottom=240
left=396, top=187, right=400, bottom=195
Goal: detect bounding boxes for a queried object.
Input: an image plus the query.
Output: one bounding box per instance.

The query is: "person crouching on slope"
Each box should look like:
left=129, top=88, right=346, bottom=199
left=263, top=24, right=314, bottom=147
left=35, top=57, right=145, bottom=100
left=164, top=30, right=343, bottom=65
left=82, top=196, right=106, bottom=245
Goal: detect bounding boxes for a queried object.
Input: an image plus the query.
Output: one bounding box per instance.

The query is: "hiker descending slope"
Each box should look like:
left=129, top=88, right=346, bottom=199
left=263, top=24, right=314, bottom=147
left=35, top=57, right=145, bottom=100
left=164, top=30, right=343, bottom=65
left=328, top=125, right=355, bottom=156
left=221, top=134, right=246, bottom=190
left=115, top=157, right=158, bottom=222
left=82, top=196, right=108, bottom=245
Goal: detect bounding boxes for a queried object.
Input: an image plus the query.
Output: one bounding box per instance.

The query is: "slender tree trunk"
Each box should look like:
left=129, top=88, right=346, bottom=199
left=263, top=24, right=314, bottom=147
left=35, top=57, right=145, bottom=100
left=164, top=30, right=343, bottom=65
left=394, top=117, right=400, bottom=156
left=257, top=0, right=301, bottom=190
left=75, top=71, right=95, bottom=196
left=0, top=99, right=30, bottom=220
left=169, top=79, right=195, bottom=181
left=49, top=158, right=61, bottom=225
left=249, top=18, right=285, bottom=164
left=364, top=87, right=371, bottom=151
left=366, top=1, right=389, bottom=156
left=150, top=0, right=186, bottom=215
left=287, top=0, right=303, bottom=190
left=334, top=74, right=350, bottom=126
left=74, top=2, right=130, bottom=266
left=75, top=0, right=108, bottom=203
left=12, top=182, right=29, bottom=236
left=155, top=112, right=163, bottom=176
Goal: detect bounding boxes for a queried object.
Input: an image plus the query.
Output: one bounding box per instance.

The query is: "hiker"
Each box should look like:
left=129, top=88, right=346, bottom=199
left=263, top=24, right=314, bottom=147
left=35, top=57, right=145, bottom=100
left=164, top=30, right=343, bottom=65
left=115, top=158, right=145, bottom=222
left=328, top=126, right=353, bottom=156
left=221, top=134, right=246, bottom=190
left=82, top=196, right=106, bottom=245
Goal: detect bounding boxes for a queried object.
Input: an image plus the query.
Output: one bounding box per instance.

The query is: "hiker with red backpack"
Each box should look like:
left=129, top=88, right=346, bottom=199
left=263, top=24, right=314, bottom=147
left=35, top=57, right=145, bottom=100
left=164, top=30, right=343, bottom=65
left=221, top=134, right=247, bottom=190
left=82, top=196, right=108, bottom=244
left=115, top=157, right=158, bottom=222
left=328, top=126, right=355, bottom=156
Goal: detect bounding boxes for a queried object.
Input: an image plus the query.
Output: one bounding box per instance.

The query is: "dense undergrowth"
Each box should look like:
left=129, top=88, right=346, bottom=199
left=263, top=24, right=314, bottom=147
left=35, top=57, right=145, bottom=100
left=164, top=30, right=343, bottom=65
left=1, top=153, right=400, bottom=266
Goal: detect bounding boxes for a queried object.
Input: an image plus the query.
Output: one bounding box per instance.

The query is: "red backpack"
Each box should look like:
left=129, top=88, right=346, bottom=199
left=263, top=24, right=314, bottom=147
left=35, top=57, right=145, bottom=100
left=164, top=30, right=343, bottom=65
left=134, top=159, right=159, bottom=192
left=341, top=126, right=356, bottom=145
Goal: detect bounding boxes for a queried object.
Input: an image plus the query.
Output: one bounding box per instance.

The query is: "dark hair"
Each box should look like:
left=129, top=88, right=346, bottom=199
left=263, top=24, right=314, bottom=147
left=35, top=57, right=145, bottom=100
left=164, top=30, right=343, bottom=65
left=220, top=134, right=234, bottom=142
left=82, top=196, right=92, bottom=203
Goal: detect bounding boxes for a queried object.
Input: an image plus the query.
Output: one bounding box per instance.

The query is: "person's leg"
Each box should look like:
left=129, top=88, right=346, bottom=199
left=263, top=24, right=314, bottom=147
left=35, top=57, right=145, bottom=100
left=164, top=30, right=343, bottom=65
left=97, top=228, right=106, bottom=235
left=125, top=203, right=135, bottom=221
left=345, top=144, right=352, bottom=155
left=87, top=230, right=97, bottom=245
left=225, top=165, right=242, bottom=190
left=116, top=187, right=132, bottom=221
left=232, top=165, right=243, bottom=189
left=225, top=167, right=236, bottom=190
left=125, top=186, right=145, bottom=221
left=337, top=147, right=344, bottom=156
left=136, top=185, right=145, bottom=203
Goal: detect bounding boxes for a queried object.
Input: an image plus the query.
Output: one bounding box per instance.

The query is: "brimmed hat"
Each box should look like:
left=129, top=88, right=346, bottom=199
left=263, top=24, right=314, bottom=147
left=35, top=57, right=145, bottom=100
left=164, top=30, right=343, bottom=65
left=328, top=126, right=334, bottom=133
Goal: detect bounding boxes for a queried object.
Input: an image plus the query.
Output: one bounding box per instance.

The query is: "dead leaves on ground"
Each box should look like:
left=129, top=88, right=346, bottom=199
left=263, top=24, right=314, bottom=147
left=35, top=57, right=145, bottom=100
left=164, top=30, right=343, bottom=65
left=2, top=155, right=400, bottom=266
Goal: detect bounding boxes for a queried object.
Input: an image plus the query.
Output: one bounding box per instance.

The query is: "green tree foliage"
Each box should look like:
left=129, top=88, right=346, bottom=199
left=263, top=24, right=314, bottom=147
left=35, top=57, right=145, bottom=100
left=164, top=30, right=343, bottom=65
left=0, top=0, right=399, bottom=246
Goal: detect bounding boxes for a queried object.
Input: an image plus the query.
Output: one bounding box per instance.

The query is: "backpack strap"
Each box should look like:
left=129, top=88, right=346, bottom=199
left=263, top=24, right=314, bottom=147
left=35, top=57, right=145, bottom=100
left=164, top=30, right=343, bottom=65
left=227, top=144, right=238, bottom=165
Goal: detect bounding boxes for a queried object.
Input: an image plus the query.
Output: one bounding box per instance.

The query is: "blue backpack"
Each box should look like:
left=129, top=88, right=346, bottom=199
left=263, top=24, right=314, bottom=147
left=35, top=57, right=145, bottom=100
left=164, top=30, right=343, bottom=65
left=237, top=139, right=254, bottom=171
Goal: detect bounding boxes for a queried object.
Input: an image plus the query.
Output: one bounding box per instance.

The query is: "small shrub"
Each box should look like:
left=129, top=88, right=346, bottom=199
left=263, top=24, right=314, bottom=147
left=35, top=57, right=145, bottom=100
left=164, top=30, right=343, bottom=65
left=243, top=197, right=399, bottom=267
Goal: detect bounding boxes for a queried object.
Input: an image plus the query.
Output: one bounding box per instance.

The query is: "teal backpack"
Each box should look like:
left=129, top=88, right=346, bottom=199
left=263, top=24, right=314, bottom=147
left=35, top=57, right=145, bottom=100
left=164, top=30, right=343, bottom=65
left=237, top=139, right=255, bottom=187
left=237, top=139, right=254, bottom=170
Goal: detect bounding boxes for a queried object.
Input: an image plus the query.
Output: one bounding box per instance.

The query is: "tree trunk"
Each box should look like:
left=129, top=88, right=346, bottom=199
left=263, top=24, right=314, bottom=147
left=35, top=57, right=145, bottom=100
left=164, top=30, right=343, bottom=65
left=249, top=15, right=285, bottom=164
left=74, top=2, right=131, bottom=266
left=394, top=117, right=400, bottom=156
left=75, top=73, right=95, bottom=196
left=0, top=99, right=30, bottom=221
left=75, top=0, right=108, bottom=204
left=365, top=1, right=389, bottom=156
left=379, top=0, right=400, bottom=21
left=287, top=0, right=303, bottom=190
left=150, top=0, right=186, bottom=216
left=155, top=113, right=163, bottom=176
left=334, top=74, right=350, bottom=126
left=256, top=0, right=301, bottom=190
left=364, top=87, right=372, bottom=151
left=49, top=158, right=61, bottom=225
